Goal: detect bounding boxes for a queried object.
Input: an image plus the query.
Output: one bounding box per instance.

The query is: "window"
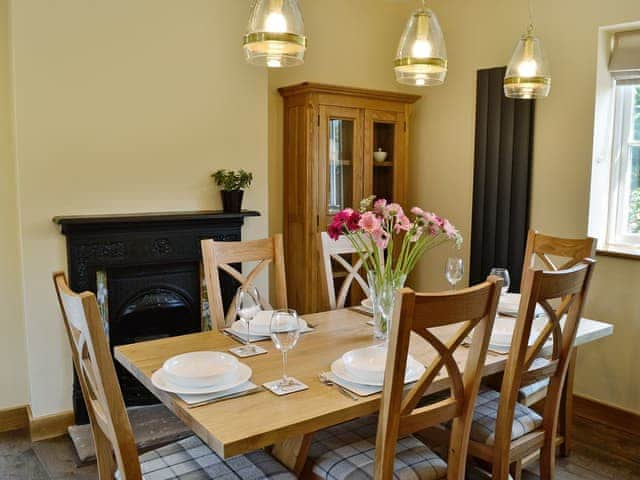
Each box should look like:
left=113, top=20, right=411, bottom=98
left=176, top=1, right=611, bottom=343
left=608, top=84, right=640, bottom=247
left=589, top=27, right=640, bottom=254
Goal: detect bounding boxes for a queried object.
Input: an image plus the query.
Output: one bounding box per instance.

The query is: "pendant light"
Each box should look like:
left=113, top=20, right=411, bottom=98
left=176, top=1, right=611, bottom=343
left=504, top=0, right=550, bottom=98
left=243, top=0, right=306, bottom=68
left=394, top=0, right=447, bottom=87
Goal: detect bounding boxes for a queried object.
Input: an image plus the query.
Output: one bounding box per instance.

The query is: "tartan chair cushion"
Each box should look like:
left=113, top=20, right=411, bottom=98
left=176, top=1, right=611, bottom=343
left=518, top=357, right=551, bottom=403
left=124, top=435, right=295, bottom=480
left=307, top=415, right=447, bottom=480
left=470, top=386, right=543, bottom=446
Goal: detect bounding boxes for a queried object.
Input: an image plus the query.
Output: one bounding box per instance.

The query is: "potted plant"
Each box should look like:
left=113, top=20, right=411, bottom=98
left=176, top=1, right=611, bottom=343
left=211, top=169, right=253, bottom=213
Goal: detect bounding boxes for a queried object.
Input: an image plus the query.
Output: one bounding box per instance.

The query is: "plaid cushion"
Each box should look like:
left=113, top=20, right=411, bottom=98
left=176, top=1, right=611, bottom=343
left=518, top=357, right=550, bottom=403
left=470, top=386, right=543, bottom=446
left=127, top=435, right=295, bottom=480
left=307, top=415, right=447, bottom=480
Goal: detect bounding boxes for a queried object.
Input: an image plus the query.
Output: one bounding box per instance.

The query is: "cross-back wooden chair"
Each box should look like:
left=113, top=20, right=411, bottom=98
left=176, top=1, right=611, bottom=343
left=53, top=272, right=295, bottom=480
left=303, top=276, right=502, bottom=480
left=201, top=235, right=287, bottom=330
left=467, top=260, right=596, bottom=480
left=319, top=231, right=373, bottom=310
left=520, top=230, right=596, bottom=291
left=517, top=230, right=596, bottom=458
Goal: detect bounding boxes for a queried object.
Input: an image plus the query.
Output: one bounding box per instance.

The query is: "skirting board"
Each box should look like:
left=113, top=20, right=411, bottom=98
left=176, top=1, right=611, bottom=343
left=0, top=405, right=30, bottom=433
left=574, top=394, right=640, bottom=436
left=29, top=408, right=75, bottom=442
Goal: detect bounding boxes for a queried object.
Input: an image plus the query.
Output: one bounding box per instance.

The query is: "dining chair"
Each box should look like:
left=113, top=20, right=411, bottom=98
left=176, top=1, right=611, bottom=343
left=303, top=276, right=503, bottom=479
left=319, top=231, right=372, bottom=310
left=467, top=260, right=596, bottom=480
left=517, top=230, right=596, bottom=457
left=53, top=272, right=295, bottom=480
left=201, top=235, right=287, bottom=330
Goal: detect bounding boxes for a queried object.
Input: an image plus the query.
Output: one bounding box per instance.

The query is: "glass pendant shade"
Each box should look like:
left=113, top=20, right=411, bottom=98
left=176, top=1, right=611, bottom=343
left=394, top=8, right=447, bottom=87
left=504, top=32, right=551, bottom=98
left=243, top=0, right=306, bottom=68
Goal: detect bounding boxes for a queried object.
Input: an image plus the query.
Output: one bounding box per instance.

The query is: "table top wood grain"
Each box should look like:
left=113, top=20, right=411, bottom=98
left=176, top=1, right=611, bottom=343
left=114, top=309, right=612, bottom=459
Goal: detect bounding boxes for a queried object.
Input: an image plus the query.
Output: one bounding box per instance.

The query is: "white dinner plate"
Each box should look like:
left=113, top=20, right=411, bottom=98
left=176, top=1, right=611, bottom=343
left=342, top=346, right=423, bottom=384
left=331, top=357, right=425, bottom=387
left=151, top=363, right=252, bottom=395
left=162, top=351, right=238, bottom=388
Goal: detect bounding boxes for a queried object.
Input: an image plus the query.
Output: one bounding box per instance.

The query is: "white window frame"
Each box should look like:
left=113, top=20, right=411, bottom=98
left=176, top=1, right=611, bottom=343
left=606, top=83, right=640, bottom=249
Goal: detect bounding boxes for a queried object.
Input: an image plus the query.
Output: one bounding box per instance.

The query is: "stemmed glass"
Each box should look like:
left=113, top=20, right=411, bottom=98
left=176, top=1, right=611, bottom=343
left=445, top=257, right=464, bottom=290
left=490, top=267, right=511, bottom=295
left=235, top=285, right=262, bottom=354
left=270, top=309, right=301, bottom=391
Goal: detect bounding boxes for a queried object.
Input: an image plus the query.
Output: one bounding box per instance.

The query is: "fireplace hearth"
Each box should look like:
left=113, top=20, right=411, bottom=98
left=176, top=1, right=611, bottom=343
left=54, top=210, right=259, bottom=424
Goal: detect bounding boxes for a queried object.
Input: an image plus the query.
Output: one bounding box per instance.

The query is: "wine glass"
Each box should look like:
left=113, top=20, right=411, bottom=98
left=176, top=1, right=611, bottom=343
left=235, top=285, right=262, bottom=354
left=270, top=309, right=301, bottom=391
left=445, top=257, right=464, bottom=290
left=490, top=267, right=511, bottom=295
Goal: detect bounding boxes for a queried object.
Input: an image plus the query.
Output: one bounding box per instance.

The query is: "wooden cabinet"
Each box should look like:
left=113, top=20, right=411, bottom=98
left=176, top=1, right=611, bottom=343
left=278, top=83, right=420, bottom=313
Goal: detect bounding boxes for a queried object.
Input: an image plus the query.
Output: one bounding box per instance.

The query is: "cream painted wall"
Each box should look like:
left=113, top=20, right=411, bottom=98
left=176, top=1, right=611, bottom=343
left=10, top=0, right=268, bottom=417
left=399, top=0, right=640, bottom=412
left=0, top=0, right=29, bottom=410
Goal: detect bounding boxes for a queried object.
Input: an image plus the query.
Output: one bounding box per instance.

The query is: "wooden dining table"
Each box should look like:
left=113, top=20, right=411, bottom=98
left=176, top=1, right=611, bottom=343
left=114, top=308, right=613, bottom=475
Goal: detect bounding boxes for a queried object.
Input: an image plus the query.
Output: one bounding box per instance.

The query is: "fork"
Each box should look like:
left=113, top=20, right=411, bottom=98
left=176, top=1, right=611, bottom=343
left=318, top=372, right=359, bottom=401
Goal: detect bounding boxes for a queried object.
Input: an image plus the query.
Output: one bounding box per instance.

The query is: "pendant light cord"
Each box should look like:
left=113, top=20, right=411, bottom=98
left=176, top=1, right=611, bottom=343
left=527, top=0, right=534, bottom=34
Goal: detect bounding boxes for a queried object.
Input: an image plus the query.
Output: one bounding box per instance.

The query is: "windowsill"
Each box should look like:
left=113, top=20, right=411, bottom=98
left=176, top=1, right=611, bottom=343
left=596, top=247, right=640, bottom=261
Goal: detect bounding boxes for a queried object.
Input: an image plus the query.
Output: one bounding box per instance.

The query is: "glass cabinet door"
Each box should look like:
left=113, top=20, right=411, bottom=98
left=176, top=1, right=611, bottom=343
left=319, top=106, right=363, bottom=227
left=364, top=110, right=406, bottom=206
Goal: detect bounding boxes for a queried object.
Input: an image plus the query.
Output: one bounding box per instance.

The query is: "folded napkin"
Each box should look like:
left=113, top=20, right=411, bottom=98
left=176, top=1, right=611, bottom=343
left=224, top=322, right=314, bottom=343
left=177, top=381, right=258, bottom=405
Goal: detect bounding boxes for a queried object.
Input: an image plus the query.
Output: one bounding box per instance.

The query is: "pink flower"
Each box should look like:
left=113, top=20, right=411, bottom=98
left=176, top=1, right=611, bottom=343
left=443, top=219, right=459, bottom=239
left=373, top=198, right=387, bottom=214
left=346, top=210, right=361, bottom=231
left=394, top=214, right=411, bottom=233
left=385, top=203, right=405, bottom=218
left=372, top=229, right=390, bottom=249
left=327, top=222, right=342, bottom=240
left=358, top=211, right=382, bottom=234
left=333, top=208, right=354, bottom=225
left=410, top=206, right=425, bottom=216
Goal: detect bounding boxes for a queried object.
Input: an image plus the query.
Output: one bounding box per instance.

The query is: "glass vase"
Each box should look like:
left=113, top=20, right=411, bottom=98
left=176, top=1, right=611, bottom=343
left=367, top=271, right=407, bottom=341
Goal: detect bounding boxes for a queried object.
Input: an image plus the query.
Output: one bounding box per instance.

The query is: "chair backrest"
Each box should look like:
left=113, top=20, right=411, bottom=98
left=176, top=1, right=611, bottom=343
left=375, top=277, right=503, bottom=480
left=53, top=272, right=141, bottom=480
left=201, top=234, right=288, bottom=330
left=494, top=260, right=595, bottom=477
left=520, top=230, right=596, bottom=290
left=319, top=232, right=372, bottom=310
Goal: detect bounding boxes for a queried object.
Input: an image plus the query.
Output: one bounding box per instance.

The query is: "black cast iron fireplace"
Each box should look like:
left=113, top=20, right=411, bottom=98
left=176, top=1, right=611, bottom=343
left=53, top=210, right=259, bottom=424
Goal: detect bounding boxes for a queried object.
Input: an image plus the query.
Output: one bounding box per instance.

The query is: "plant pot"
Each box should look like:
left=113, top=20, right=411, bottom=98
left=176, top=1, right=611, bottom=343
left=220, top=190, right=244, bottom=213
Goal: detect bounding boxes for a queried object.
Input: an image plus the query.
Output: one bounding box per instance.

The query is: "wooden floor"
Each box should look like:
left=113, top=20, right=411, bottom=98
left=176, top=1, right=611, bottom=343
left=0, top=415, right=638, bottom=479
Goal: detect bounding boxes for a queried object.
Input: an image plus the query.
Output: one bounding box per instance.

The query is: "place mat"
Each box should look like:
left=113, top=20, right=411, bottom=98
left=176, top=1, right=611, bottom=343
left=263, top=378, right=309, bottom=396
left=325, top=371, right=381, bottom=396
left=176, top=381, right=258, bottom=405
left=350, top=306, right=373, bottom=318
left=229, top=345, right=268, bottom=358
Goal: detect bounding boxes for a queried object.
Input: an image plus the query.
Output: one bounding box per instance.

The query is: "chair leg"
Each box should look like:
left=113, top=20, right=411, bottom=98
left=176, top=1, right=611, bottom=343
left=539, top=433, right=557, bottom=480
left=93, top=427, right=116, bottom=479
left=509, top=460, right=523, bottom=480
left=559, top=350, right=577, bottom=457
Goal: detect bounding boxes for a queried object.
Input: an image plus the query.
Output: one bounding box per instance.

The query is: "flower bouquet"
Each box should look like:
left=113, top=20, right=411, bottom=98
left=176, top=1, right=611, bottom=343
left=328, top=196, right=462, bottom=339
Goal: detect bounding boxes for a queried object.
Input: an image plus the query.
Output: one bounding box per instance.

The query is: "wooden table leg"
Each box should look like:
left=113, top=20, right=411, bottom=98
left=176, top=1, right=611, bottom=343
left=559, top=349, right=577, bottom=457
left=271, top=433, right=313, bottom=476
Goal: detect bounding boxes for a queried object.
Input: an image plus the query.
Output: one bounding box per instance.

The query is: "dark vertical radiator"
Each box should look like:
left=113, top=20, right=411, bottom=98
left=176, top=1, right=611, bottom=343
left=470, top=66, right=535, bottom=291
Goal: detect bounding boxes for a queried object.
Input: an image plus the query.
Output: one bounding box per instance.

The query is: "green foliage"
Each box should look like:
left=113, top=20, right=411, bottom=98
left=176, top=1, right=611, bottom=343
left=211, top=169, right=253, bottom=191
left=629, top=188, right=640, bottom=234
